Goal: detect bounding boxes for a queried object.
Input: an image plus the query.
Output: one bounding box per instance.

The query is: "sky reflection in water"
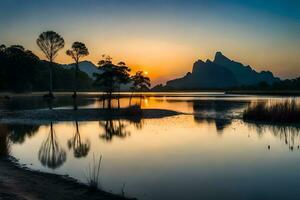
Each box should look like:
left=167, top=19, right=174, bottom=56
left=2, top=94, right=300, bottom=200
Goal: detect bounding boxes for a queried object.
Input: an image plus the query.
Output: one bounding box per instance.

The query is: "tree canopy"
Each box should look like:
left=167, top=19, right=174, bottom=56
left=37, top=31, right=65, bottom=62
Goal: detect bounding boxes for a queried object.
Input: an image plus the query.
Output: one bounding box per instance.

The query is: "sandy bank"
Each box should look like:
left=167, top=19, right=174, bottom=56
left=0, top=157, right=134, bottom=200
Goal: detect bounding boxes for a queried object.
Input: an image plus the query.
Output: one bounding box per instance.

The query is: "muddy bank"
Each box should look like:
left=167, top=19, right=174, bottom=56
left=0, top=108, right=180, bottom=124
left=0, top=157, right=134, bottom=200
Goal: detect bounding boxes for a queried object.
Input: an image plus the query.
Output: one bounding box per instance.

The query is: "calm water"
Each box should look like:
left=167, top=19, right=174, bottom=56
left=1, top=93, right=300, bottom=200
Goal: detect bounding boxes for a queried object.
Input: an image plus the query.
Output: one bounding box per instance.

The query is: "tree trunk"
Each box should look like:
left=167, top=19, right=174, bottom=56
left=73, top=62, right=79, bottom=98
left=49, top=62, right=53, bottom=97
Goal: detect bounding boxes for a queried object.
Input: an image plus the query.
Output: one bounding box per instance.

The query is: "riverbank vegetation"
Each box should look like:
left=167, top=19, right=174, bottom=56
left=243, top=99, right=300, bottom=123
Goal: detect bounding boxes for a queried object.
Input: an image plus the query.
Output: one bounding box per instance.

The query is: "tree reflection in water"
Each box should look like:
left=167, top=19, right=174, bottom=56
left=7, top=124, right=39, bottom=144
left=247, top=123, right=300, bottom=151
left=67, top=121, right=90, bottom=158
left=0, top=124, right=11, bottom=157
left=99, top=120, right=131, bottom=142
left=38, top=122, right=66, bottom=169
left=129, top=117, right=144, bottom=130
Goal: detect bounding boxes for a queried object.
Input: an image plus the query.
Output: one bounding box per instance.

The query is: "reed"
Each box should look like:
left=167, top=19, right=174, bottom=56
left=243, top=99, right=300, bottom=123
left=86, top=154, right=102, bottom=190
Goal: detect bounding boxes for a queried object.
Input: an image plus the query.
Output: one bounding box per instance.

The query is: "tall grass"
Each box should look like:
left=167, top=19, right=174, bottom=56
left=243, top=99, right=300, bottom=123
left=86, top=154, right=102, bottom=190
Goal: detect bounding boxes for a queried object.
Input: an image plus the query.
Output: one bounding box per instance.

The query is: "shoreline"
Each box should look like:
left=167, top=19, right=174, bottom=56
left=0, top=156, right=135, bottom=200
left=0, top=108, right=180, bottom=124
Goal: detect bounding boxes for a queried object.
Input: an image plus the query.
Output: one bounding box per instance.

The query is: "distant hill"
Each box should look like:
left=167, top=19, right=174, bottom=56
left=62, top=61, right=100, bottom=79
left=165, top=52, right=279, bottom=89
left=62, top=61, right=133, bottom=91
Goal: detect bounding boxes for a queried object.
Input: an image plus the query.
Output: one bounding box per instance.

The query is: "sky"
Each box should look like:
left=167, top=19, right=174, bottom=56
left=0, top=0, right=299, bottom=85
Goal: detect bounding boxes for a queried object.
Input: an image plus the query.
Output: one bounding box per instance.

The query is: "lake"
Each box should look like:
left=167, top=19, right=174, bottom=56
left=1, top=92, right=300, bottom=200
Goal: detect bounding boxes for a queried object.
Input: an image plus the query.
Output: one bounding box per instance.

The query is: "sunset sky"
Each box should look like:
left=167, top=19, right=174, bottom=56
left=1, top=0, right=299, bottom=85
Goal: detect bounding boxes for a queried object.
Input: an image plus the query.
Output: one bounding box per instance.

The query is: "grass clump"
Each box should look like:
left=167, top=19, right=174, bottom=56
left=243, top=99, right=300, bottom=123
left=86, top=154, right=102, bottom=190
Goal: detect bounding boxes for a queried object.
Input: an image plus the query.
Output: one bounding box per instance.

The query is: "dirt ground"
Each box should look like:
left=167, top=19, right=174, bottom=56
left=0, top=157, right=134, bottom=200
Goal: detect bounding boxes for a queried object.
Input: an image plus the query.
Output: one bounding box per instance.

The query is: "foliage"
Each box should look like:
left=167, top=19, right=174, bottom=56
left=66, top=42, right=89, bottom=98
left=0, top=44, right=93, bottom=92
left=66, top=42, right=89, bottom=62
left=131, top=71, right=151, bottom=91
left=93, top=55, right=131, bottom=108
left=36, top=31, right=65, bottom=62
left=94, top=55, right=130, bottom=93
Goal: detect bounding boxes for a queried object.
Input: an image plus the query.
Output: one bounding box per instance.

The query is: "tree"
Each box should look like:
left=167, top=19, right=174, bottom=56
left=94, top=55, right=114, bottom=108
left=37, top=31, right=65, bottom=98
left=130, top=71, right=151, bottom=106
left=115, top=61, right=131, bottom=108
left=66, top=42, right=89, bottom=99
left=0, top=45, right=40, bottom=92
left=94, top=55, right=131, bottom=109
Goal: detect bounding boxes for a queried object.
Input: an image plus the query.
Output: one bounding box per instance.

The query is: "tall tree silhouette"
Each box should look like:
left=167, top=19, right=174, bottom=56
left=67, top=121, right=90, bottom=158
left=94, top=55, right=130, bottom=109
left=66, top=42, right=89, bottom=99
left=37, top=31, right=65, bottom=98
left=130, top=71, right=151, bottom=106
left=38, top=122, right=66, bottom=169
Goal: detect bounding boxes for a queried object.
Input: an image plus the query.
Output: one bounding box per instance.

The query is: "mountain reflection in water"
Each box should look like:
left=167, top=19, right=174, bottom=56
left=2, top=94, right=300, bottom=200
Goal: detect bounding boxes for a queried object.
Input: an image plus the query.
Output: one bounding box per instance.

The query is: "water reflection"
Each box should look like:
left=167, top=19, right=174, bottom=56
left=3, top=94, right=300, bottom=200
left=38, top=122, right=66, bottom=169
left=99, top=120, right=131, bottom=142
left=67, top=121, right=90, bottom=158
left=192, top=100, right=248, bottom=133
left=0, top=124, right=10, bottom=156
left=192, top=100, right=248, bottom=115
left=0, top=96, right=94, bottom=111
left=247, top=123, right=300, bottom=151
left=129, top=117, right=144, bottom=130
left=7, top=124, right=39, bottom=144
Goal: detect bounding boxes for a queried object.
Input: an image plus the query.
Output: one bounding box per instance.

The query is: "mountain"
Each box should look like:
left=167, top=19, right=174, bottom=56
left=62, top=61, right=100, bottom=79
left=165, top=52, right=279, bottom=89
left=167, top=59, right=238, bottom=89
left=213, top=52, right=279, bottom=86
